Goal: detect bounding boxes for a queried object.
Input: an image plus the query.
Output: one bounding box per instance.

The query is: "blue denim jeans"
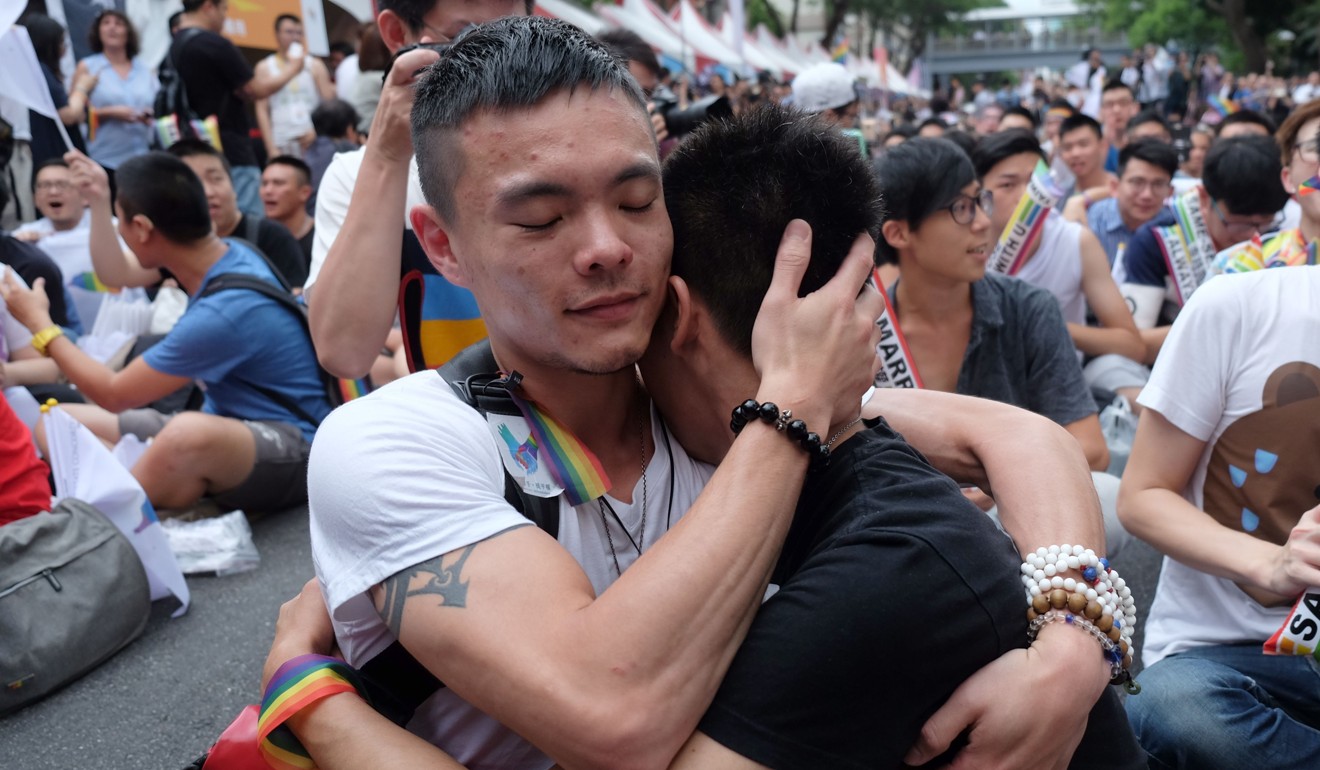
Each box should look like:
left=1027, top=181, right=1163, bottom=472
left=229, top=164, right=263, bottom=220
left=1125, top=642, right=1320, bottom=769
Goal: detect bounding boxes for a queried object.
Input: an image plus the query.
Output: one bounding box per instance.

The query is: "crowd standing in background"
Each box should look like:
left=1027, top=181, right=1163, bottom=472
left=2, top=2, right=1319, bottom=768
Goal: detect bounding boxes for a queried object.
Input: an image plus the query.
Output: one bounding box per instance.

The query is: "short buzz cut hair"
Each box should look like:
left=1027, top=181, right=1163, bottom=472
left=663, top=103, right=883, bottom=356
left=266, top=155, right=312, bottom=187
left=116, top=153, right=212, bottom=244
left=411, top=16, right=646, bottom=223
left=274, top=13, right=301, bottom=32
left=378, top=0, right=534, bottom=33
left=1059, top=112, right=1103, bottom=141
left=1215, top=108, right=1276, bottom=138
left=167, top=138, right=231, bottom=177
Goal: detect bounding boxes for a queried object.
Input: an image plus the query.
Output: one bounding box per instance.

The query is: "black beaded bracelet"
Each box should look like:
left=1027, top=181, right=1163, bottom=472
left=730, top=399, right=831, bottom=471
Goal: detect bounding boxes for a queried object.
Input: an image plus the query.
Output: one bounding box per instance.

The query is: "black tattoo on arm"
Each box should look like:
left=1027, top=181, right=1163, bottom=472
left=377, top=546, right=476, bottom=637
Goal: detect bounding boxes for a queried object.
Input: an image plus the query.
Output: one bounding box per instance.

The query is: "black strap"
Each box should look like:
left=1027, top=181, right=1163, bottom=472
left=356, top=340, right=562, bottom=724
left=197, top=272, right=324, bottom=426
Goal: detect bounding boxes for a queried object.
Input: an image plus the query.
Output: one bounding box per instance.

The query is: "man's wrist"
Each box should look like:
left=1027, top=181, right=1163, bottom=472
left=30, top=324, right=64, bottom=357
left=1031, top=622, right=1111, bottom=695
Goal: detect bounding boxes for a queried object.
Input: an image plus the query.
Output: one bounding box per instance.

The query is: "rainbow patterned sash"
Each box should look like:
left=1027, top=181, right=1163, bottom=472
left=986, top=159, right=1064, bottom=276
left=505, top=385, right=611, bottom=506
left=872, top=270, right=922, bottom=389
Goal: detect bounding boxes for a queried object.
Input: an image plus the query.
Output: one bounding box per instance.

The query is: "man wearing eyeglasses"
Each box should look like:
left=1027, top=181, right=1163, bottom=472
left=1213, top=99, right=1320, bottom=276
left=1112, top=136, right=1289, bottom=382
left=1086, top=139, right=1180, bottom=269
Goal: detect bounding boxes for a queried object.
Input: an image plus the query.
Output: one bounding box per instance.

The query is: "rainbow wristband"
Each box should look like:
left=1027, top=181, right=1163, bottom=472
left=258, top=654, right=368, bottom=770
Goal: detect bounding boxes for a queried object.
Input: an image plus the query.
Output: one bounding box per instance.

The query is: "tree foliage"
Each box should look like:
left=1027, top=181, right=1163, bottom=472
left=1084, top=0, right=1301, bottom=73
left=820, top=0, right=992, bottom=73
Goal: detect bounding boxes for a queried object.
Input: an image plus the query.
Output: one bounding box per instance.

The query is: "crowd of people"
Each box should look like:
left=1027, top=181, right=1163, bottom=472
left=2, top=1, right=1319, bottom=769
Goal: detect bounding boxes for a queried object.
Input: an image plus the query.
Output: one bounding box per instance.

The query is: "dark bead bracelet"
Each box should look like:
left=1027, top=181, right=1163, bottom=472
left=730, top=399, right=831, bottom=471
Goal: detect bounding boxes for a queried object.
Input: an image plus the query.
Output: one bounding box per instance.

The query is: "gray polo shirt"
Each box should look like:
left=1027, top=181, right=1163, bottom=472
left=890, top=272, right=1097, bottom=427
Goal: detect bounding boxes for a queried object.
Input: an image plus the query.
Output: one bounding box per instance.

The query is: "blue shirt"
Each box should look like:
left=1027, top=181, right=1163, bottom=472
left=1104, top=144, right=1119, bottom=174
left=83, top=54, right=158, bottom=169
left=143, top=240, right=330, bottom=440
left=1087, top=197, right=1163, bottom=268
left=1119, top=209, right=1179, bottom=288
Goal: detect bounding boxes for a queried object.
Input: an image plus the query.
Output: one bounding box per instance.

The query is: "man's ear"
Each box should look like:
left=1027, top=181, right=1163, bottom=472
left=881, top=220, right=910, bottom=252
left=376, top=9, right=410, bottom=54
left=410, top=204, right=469, bottom=288
left=127, top=213, right=154, bottom=245
left=1281, top=165, right=1298, bottom=196
left=665, top=275, right=700, bottom=354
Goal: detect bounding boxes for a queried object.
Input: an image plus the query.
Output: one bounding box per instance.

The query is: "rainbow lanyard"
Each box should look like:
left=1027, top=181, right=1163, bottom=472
left=986, top=159, right=1064, bottom=276
left=1218, top=229, right=1320, bottom=274
left=505, top=384, right=611, bottom=506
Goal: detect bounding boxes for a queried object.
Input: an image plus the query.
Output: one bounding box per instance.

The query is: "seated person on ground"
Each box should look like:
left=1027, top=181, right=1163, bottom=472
left=261, top=155, right=315, bottom=268
left=971, top=129, right=1143, bottom=364
left=0, top=153, right=331, bottom=515
left=874, top=137, right=1133, bottom=557
left=1118, top=264, right=1320, bottom=769
left=1057, top=113, right=1115, bottom=208
left=0, top=395, right=50, bottom=527
left=303, top=99, right=362, bottom=215
left=1108, top=134, right=1290, bottom=405
left=265, top=21, right=1136, bottom=769
left=2, top=185, right=64, bottom=392
left=1078, top=139, right=1179, bottom=271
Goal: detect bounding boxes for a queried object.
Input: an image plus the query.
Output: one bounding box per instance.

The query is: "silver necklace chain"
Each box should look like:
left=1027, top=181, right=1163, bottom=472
left=598, top=405, right=648, bottom=577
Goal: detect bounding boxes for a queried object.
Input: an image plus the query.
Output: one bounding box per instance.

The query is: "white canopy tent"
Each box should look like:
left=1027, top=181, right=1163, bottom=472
left=711, top=10, right=783, bottom=77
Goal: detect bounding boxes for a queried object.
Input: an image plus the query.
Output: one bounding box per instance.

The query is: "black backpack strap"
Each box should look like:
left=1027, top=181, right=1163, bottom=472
left=197, top=272, right=325, bottom=427
left=356, top=341, right=563, bottom=724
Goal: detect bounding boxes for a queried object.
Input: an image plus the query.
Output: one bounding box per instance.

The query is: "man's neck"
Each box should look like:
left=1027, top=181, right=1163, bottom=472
left=214, top=211, right=241, bottom=239
left=1300, top=212, right=1320, bottom=244
left=1078, top=168, right=1108, bottom=192
left=1117, top=204, right=1145, bottom=233
left=276, top=209, right=312, bottom=239
left=169, top=236, right=230, bottom=295
left=894, top=262, right=974, bottom=325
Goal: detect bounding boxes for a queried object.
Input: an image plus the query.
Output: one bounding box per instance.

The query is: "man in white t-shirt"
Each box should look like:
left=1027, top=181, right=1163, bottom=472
left=1119, top=266, right=1320, bottom=767
left=255, top=14, right=335, bottom=160
left=283, top=18, right=1126, bottom=770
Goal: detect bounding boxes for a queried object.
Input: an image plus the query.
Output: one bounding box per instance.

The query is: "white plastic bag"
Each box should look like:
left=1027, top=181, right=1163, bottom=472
left=90, top=287, right=153, bottom=337
left=42, top=405, right=191, bottom=615
left=161, top=511, right=261, bottom=576
left=149, top=285, right=189, bottom=335
left=1099, top=395, right=1139, bottom=477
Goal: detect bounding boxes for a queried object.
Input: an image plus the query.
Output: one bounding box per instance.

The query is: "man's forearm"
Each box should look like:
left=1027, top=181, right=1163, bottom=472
left=1120, top=486, right=1275, bottom=588
left=249, top=59, right=303, bottom=100
left=308, top=153, right=410, bottom=377
left=1140, top=326, right=1169, bottom=364
left=290, top=694, right=466, bottom=770
left=43, top=333, right=124, bottom=409
left=1067, top=323, right=1145, bottom=361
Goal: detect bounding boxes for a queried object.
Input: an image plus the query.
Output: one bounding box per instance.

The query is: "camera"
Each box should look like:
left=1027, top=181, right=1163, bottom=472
left=650, top=84, right=732, bottom=138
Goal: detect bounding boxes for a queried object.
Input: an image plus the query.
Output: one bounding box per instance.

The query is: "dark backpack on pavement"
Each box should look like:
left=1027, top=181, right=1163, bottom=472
left=354, top=340, right=559, bottom=726
left=0, top=499, right=150, bottom=716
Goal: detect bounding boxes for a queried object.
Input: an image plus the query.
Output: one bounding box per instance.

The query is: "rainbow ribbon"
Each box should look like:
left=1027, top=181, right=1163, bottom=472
left=986, top=159, right=1063, bottom=276
left=336, top=377, right=369, bottom=402
left=1208, top=95, right=1239, bottom=116
left=87, top=107, right=100, bottom=143
left=258, top=655, right=368, bottom=770
left=1298, top=174, right=1320, bottom=197
left=506, top=384, right=610, bottom=506
left=1217, top=229, right=1319, bottom=274
left=70, top=271, right=112, bottom=293
left=831, top=40, right=849, bottom=63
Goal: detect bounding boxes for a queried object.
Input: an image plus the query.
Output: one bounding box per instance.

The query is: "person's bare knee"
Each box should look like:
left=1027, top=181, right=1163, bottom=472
left=135, top=413, right=257, bottom=501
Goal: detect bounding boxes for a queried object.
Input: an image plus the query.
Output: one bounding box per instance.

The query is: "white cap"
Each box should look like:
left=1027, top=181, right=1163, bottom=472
left=791, top=62, right=857, bottom=114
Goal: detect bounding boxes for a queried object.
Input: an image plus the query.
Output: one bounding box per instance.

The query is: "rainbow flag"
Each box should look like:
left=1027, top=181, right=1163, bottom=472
left=69, top=271, right=113, bottom=293
left=153, top=114, right=224, bottom=152
left=336, top=377, right=369, bottom=403
left=87, top=107, right=101, bottom=143
left=1208, top=95, right=1239, bottom=117
left=831, top=39, right=849, bottom=63
left=506, top=389, right=610, bottom=506
left=1298, top=174, right=1320, bottom=197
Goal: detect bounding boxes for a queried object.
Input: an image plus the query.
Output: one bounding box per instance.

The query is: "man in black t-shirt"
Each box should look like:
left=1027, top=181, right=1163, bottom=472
left=172, top=0, right=307, bottom=219
left=168, top=140, right=307, bottom=288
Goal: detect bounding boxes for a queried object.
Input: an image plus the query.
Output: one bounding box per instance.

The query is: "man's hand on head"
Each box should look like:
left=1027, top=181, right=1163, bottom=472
left=367, top=47, right=443, bottom=166
left=751, top=220, right=883, bottom=434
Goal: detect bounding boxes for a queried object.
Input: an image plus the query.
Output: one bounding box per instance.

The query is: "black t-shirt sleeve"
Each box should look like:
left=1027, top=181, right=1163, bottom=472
left=2, top=238, right=70, bottom=328
left=192, top=32, right=253, bottom=94
left=256, top=219, right=309, bottom=288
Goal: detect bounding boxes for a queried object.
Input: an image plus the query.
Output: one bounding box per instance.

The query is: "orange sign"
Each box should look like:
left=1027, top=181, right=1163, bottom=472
left=221, top=0, right=304, bottom=51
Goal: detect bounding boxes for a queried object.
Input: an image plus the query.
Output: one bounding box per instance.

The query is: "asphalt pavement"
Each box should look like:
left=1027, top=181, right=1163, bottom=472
left=0, top=506, right=315, bottom=770
left=0, top=501, right=1165, bottom=770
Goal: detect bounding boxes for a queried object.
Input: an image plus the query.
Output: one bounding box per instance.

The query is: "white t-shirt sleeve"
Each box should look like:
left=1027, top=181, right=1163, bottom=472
left=305, top=148, right=363, bottom=291
left=308, top=372, right=533, bottom=617
left=1137, top=275, right=1242, bottom=442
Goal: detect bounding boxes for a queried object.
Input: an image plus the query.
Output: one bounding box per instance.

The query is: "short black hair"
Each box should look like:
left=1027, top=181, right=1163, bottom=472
left=874, top=138, right=976, bottom=265
left=1059, top=112, right=1103, bottom=141
left=32, top=157, right=70, bottom=192
left=168, top=10, right=184, bottom=32
left=971, top=128, right=1045, bottom=179
left=917, top=117, right=947, bottom=133
left=0, top=177, right=10, bottom=217
left=1102, top=80, right=1135, bottom=99
left=181, top=0, right=209, bottom=12
left=274, top=14, right=301, bottom=32
left=412, top=16, right=645, bottom=223
left=379, top=0, right=534, bottom=32
left=664, top=103, right=882, bottom=356
left=312, top=99, right=359, bottom=138
left=1117, top=138, right=1178, bottom=179
left=1000, top=105, right=1039, bottom=129
left=1127, top=110, right=1171, bottom=138
left=21, top=14, right=65, bottom=74
left=597, top=28, right=660, bottom=78
left=330, top=41, right=356, bottom=57
left=116, top=153, right=212, bottom=243
left=883, top=124, right=917, bottom=143
left=1215, top=109, right=1276, bottom=137
left=266, top=155, right=312, bottom=187
left=942, top=130, right=978, bottom=158
left=167, top=139, right=231, bottom=177
left=1202, top=135, right=1289, bottom=216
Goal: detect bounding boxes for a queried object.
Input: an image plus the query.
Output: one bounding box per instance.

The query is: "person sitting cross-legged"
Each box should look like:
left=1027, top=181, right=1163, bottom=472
left=0, top=153, right=331, bottom=515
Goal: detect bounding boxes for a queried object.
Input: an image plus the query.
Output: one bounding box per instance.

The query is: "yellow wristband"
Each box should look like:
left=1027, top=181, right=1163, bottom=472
left=30, top=326, right=65, bottom=357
